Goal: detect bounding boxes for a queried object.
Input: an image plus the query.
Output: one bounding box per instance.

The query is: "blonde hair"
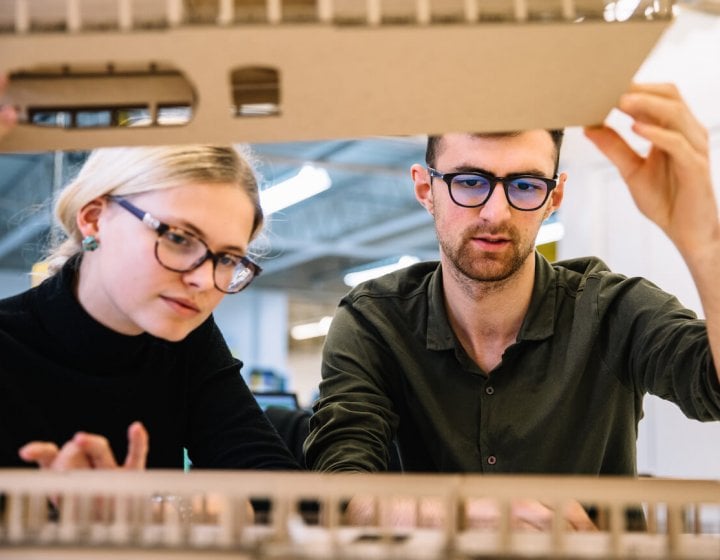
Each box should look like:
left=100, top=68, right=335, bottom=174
left=45, top=145, right=263, bottom=276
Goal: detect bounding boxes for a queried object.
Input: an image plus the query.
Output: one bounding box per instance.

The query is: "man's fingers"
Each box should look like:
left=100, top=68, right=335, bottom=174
left=18, top=442, right=60, bottom=469
left=511, top=499, right=553, bottom=531
left=564, top=501, right=599, bottom=532
left=584, top=125, right=643, bottom=182
left=73, top=432, right=119, bottom=469
left=631, top=121, right=706, bottom=175
left=0, top=74, right=18, bottom=139
left=0, top=104, right=18, bottom=129
left=628, top=82, right=681, bottom=100
left=124, top=421, right=149, bottom=469
left=619, top=91, right=707, bottom=155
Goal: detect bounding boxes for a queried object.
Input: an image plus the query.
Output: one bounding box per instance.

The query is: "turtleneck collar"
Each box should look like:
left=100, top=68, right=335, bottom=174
left=33, top=254, right=160, bottom=374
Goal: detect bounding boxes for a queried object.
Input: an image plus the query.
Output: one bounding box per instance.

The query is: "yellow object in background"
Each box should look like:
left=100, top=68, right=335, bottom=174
left=30, top=261, right=49, bottom=287
left=537, top=242, right=557, bottom=263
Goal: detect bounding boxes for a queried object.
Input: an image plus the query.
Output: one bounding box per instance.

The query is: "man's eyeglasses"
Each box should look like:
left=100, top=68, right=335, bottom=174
left=427, top=167, right=558, bottom=211
left=110, top=196, right=261, bottom=294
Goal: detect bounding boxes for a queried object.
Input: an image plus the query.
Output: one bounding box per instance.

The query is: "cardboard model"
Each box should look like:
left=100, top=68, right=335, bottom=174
left=0, top=0, right=673, bottom=152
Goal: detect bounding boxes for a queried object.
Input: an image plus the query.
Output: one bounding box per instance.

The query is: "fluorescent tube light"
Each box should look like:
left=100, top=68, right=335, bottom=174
left=343, top=255, right=420, bottom=287
left=290, top=316, right=333, bottom=341
left=260, top=164, right=331, bottom=215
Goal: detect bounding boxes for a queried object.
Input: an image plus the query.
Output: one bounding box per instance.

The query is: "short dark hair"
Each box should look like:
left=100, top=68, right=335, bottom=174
left=425, top=129, right=565, bottom=176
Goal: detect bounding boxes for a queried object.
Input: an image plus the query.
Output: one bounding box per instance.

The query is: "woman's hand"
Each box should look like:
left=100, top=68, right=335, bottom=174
left=19, top=421, right=149, bottom=470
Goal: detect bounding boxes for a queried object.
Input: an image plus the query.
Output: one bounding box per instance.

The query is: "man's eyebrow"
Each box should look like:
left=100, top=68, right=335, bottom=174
left=450, top=165, right=552, bottom=178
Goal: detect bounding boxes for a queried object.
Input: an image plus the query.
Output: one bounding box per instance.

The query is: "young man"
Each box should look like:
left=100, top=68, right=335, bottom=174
left=305, top=83, right=720, bottom=482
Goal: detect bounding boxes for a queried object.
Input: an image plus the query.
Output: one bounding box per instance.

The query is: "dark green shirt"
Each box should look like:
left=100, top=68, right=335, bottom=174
left=305, top=253, right=720, bottom=475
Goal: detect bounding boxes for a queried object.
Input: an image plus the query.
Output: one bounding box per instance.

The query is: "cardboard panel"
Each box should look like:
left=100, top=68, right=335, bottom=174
left=0, top=18, right=671, bottom=152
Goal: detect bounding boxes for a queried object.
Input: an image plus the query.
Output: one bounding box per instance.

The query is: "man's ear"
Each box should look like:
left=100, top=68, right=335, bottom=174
left=544, top=172, right=567, bottom=220
left=412, top=164, right=434, bottom=216
left=76, top=198, right=107, bottom=239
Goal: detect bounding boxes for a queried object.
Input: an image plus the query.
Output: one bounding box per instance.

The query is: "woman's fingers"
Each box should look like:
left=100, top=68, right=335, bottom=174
left=18, top=422, right=147, bottom=472
left=124, top=421, right=149, bottom=469
left=52, top=439, right=95, bottom=470
left=18, top=442, right=60, bottom=469
left=72, top=432, right=119, bottom=469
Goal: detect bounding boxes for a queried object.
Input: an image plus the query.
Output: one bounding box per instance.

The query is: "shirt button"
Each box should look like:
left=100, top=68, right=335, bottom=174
left=485, top=386, right=494, bottom=395
left=487, top=455, right=497, bottom=465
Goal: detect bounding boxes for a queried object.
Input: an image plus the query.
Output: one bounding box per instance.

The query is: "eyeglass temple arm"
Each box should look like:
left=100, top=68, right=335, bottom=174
left=110, top=196, right=162, bottom=231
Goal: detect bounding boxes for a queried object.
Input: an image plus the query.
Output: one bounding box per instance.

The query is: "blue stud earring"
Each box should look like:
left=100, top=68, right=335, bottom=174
left=81, top=235, right=99, bottom=252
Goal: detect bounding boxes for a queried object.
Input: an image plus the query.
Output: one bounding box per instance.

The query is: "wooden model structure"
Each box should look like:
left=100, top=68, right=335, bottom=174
left=3, top=2, right=719, bottom=559
left=0, top=0, right=674, bottom=152
left=1, top=469, right=719, bottom=558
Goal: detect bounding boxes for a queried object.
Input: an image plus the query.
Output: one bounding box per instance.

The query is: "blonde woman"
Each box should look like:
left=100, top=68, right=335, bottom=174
left=0, top=144, right=299, bottom=471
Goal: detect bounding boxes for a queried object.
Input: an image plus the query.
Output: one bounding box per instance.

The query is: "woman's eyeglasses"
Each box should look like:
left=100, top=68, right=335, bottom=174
left=109, top=196, right=261, bottom=294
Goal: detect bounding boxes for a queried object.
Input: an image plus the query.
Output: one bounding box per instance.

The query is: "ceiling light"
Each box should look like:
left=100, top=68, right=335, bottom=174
left=343, top=255, right=420, bottom=287
left=260, top=164, right=331, bottom=215
left=290, top=316, right=333, bottom=341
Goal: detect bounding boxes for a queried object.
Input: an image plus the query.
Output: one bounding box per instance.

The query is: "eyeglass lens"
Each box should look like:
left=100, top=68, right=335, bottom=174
left=450, top=174, right=550, bottom=210
left=156, top=228, right=255, bottom=293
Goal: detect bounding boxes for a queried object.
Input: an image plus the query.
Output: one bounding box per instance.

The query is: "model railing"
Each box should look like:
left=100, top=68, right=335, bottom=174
left=1, top=469, right=719, bottom=559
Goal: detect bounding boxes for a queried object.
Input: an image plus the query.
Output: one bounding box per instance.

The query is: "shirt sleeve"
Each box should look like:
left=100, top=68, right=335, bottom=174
left=304, top=300, right=399, bottom=472
left=184, top=319, right=300, bottom=470
left=596, top=274, right=720, bottom=421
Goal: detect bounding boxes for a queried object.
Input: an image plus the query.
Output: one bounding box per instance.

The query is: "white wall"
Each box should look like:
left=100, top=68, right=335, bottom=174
left=556, top=9, right=720, bottom=478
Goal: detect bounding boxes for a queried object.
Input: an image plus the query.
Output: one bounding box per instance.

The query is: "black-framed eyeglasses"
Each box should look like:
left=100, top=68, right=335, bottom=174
left=427, top=167, right=558, bottom=211
left=110, top=196, right=261, bottom=294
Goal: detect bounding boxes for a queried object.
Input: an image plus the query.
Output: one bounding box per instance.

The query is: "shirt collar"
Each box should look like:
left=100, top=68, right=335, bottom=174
left=37, top=254, right=156, bottom=369
left=519, top=252, right=556, bottom=341
left=426, top=251, right=556, bottom=350
left=426, top=264, right=454, bottom=350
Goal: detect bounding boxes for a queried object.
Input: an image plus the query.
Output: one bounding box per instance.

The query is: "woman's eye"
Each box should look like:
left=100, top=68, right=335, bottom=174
left=166, top=231, right=192, bottom=246
left=218, top=254, right=242, bottom=267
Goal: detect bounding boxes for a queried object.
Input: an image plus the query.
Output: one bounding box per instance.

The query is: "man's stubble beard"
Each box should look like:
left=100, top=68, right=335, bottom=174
left=438, top=224, right=535, bottom=284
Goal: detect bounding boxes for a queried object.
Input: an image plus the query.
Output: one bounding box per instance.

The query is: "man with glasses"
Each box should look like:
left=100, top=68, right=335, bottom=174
left=305, top=83, right=720, bottom=521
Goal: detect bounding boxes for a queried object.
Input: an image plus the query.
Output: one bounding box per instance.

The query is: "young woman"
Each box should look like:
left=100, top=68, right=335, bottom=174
left=0, top=143, right=299, bottom=471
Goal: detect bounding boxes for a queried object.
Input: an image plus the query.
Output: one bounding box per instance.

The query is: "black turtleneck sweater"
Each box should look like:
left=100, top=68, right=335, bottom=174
left=0, top=258, right=299, bottom=470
